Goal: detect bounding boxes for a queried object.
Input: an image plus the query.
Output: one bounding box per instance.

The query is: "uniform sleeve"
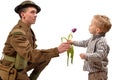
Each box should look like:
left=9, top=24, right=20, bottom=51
left=10, top=30, right=59, bottom=63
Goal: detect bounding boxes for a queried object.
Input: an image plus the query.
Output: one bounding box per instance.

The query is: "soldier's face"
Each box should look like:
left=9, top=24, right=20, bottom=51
left=21, top=7, right=37, bottom=25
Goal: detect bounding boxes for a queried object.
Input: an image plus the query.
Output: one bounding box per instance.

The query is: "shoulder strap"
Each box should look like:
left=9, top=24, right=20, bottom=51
left=11, top=29, right=26, bottom=35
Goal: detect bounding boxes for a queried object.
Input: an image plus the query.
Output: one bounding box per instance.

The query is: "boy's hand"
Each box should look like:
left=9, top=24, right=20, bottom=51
left=80, top=53, right=86, bottom=59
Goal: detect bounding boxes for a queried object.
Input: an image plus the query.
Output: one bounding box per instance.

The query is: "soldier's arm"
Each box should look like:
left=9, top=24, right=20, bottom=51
left=10, top=29, right=59, bottom=63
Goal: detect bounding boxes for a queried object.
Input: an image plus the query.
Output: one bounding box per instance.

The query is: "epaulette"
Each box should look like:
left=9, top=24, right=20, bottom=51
left=11, top=29, right=26, bottom=35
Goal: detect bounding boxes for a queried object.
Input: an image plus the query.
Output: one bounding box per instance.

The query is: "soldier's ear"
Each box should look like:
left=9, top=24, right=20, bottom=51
left=21, top=12, right=25, bottom=19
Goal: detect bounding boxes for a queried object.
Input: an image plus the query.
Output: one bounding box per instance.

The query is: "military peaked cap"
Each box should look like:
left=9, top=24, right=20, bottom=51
left=15, top=0, right=41, bottom=14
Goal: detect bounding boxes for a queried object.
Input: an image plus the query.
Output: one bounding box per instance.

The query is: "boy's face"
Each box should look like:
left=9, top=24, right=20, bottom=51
left=89, top=18, right=101, bottom=35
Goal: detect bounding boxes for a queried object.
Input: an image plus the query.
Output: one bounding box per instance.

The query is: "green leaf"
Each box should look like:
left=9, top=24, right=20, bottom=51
left=66, top=45, right=74, bottom=66
left=68, top=33, right=73, bottom=40
left=61, top=37, right=68, bottom=42
left=67, top=50, right=70, bottom=66
left=70, top=46, right=74, bottom=64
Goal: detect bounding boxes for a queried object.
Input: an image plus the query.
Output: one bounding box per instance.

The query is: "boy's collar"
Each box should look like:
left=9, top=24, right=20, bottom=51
left=92, top=33, right=105, bottom=40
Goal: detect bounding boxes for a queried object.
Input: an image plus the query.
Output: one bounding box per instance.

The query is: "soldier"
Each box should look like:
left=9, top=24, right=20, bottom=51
left=0, top=77, right=2, bottom=80
left=0, top=0, right=71, bottom=80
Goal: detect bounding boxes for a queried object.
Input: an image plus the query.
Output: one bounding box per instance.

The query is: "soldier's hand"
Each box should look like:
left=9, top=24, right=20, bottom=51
left=67, top=40, right=73, bottom=45
left=58, top=42, right=71, bottom=53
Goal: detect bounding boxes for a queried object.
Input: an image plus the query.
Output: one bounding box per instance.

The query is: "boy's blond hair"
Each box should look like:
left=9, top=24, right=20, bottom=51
left=94, top=15, right=112, bottom=33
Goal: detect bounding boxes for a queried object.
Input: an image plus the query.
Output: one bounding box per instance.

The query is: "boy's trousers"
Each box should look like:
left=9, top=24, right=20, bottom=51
left=88, top=71, right=108, bottom=80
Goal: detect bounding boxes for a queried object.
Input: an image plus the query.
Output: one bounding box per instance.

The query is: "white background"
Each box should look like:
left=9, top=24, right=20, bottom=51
left=0, top=0, right=119, bottom=80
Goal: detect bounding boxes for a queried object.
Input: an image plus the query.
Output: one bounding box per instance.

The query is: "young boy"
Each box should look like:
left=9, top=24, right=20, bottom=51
left=68, top=14, right=112, bottom=80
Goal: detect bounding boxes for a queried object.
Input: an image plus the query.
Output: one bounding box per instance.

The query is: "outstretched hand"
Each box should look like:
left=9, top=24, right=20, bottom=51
left=58, top=42, right=71, bottom=53
left=67, top=40, right=73, bottom=44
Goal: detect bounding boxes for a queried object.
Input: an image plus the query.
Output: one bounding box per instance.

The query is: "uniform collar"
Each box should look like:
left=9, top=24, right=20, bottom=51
left=18, top=20, right=31, bottom=27
left=18, top=20, right=31, bottom=31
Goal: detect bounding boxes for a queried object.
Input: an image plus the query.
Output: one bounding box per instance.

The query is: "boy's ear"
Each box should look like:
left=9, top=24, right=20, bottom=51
left=96, top=28, right=101, bottom=33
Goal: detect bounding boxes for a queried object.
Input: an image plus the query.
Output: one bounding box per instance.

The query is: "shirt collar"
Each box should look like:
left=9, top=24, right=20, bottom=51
left=92, top=33, right=105, bottom=40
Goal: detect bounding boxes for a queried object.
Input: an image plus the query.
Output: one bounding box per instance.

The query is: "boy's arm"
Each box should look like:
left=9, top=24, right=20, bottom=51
left=72, top=38, right=91, bottom=47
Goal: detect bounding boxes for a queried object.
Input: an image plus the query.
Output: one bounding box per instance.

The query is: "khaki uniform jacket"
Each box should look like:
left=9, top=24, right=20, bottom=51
left=2, top=20, right=59, bottom=64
